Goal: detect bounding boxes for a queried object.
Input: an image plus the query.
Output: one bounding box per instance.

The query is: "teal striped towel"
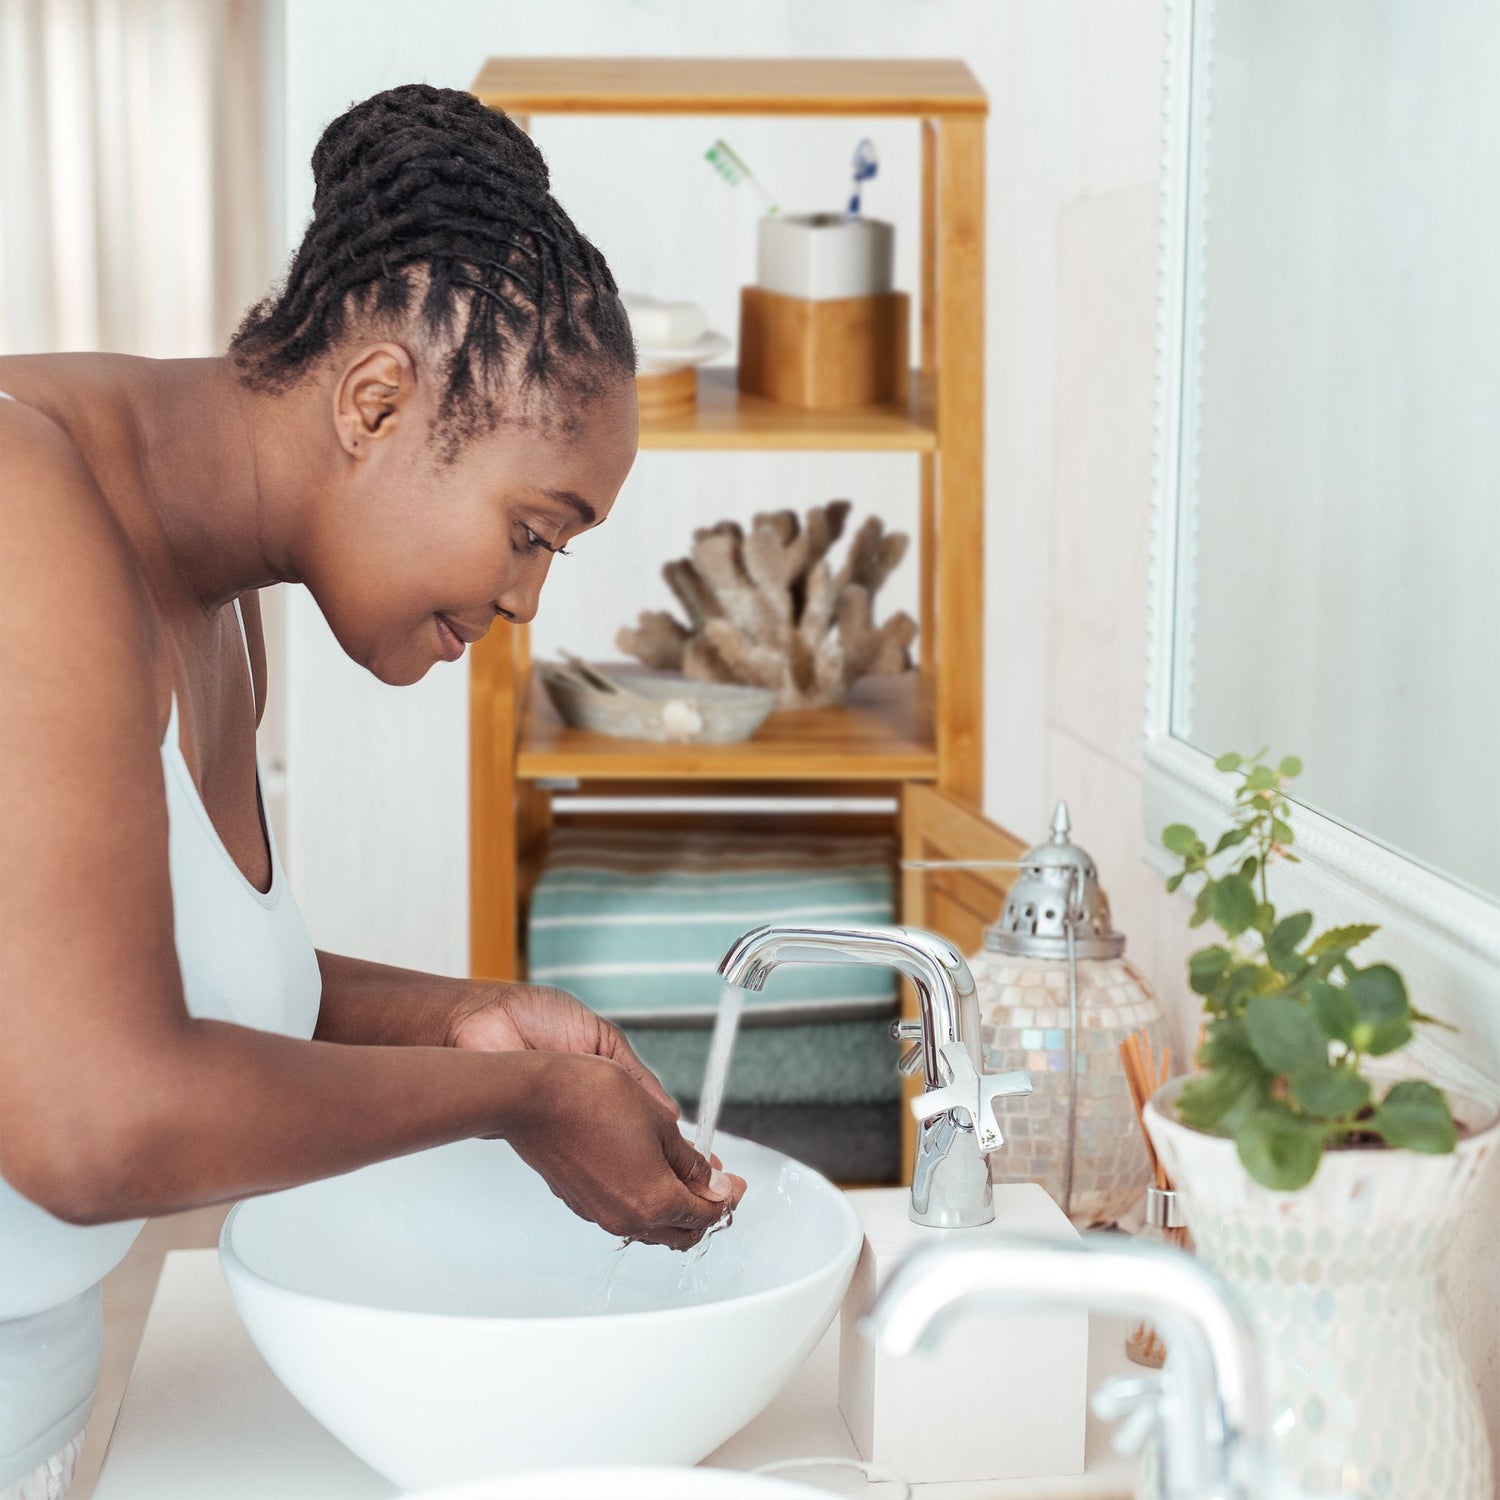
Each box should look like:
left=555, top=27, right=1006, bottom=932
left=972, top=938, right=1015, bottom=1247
left=527, top=828, right=898, bottom=1023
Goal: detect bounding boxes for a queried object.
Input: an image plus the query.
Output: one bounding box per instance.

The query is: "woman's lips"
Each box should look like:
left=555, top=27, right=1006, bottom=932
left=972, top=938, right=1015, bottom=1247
left=434, top=614, right=466, bottom=662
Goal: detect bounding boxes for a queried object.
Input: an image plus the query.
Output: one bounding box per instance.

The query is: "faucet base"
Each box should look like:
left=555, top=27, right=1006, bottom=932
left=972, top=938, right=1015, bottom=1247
left=908, top=1112, right=995, bottom=1229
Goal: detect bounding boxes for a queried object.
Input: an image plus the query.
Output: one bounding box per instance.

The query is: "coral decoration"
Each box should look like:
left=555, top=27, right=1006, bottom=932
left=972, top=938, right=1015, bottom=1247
left=617, top=501, right=917, bottom=710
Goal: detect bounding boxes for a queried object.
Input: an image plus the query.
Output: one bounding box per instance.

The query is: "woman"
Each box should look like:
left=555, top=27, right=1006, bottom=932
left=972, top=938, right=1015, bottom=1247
left=0, top=84, right=745, bottom=1500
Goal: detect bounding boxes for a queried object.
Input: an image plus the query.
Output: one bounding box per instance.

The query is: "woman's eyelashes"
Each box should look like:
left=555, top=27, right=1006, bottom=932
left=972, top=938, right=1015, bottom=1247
left=518, top=525, right=571, bottom=558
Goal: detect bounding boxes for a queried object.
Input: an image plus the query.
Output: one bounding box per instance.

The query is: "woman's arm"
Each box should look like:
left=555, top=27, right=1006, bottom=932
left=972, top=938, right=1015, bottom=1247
left=313, top=952, right=678, bottom=1111
left=0, top=411, right=739, bottom=1248
left=313, top=950, right=474, bottom=1048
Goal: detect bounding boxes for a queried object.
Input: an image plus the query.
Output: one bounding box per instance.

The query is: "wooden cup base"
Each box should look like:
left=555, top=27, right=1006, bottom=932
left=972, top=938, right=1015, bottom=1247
left=635, top=364, right=697, bottom=420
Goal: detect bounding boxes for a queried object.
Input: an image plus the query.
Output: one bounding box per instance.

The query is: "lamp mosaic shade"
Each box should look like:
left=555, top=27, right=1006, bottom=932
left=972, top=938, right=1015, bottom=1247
left=971, top=803, right=1169, bottom=1228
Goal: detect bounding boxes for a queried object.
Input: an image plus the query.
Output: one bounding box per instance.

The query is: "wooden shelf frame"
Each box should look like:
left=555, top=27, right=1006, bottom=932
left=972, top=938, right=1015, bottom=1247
left=518, top=673, right=936, bottom=783
left=469, top=59, right=987, bottom=980
left=639, top=368, right=935, bottom=452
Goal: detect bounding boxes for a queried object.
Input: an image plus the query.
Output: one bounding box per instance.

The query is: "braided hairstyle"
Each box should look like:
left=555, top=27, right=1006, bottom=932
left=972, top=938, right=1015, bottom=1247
left=231, top=84, right=635, bottom=457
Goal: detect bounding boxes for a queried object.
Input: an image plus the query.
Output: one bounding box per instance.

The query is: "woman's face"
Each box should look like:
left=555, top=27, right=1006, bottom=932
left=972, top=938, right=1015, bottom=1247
left=303, top=346, right=638, bottom=685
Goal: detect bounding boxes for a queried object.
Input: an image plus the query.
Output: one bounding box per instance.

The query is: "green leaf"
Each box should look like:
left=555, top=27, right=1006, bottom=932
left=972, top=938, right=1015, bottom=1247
left=1245, top=994, right=1329, bottom=1075
left=1212, top=826, right=1252, bottom=855
left=1163, top=823, right=1199, bottom=856
left=1214, top=752, right=1243, bottom=772
left=1272, top=818, right=1295, bottom=845
left=1165, top=871, right=1185, bottom=894
left=1410, top=1006, right=1460, bottom=1033
left=1217, top=962, right=1263, bottom=1014
left=1245, top=765, right=1279, bottom=792
left=1250, top=963, right=1289, bottom=996
left=1190, top=885, right=1213, bottom=929
left=1307, top=923, right=1379, bottom=957
left=1253, top=902, right=1277, bottom=936
left=1370, top=1081, right=1458, bottom=1155
left=1278, top=755, right=1304, bottom=778
left=1177, top=1063, right=1268, bottom=1134
left=1177, top=1021, right=1272, bottom=1131
left=1347, top=964, right=1413, bottom=1056
left=1288, top=1064, right=1371, bottom=1119
left=1212, top=874, right=1259, bottom=938
left=1188, top=946, right=1233, bottom=996
left=1308, top=979, right=1357, bottom=1044
left=1266, top=912, right=1314, bottom=973
left=1236, top=1105, right=1324, bottom=1191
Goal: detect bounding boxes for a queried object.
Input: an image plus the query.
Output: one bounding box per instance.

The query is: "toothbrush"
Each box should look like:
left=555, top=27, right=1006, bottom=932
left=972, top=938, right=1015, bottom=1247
left=846, top=137, right=879, bottom=218
left=704, top=138, right=780, bottom=217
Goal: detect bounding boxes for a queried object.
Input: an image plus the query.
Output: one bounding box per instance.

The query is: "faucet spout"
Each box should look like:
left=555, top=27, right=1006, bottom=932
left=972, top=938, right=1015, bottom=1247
left=868, top=1235, right=1275, bottom=1500
left=716, top=924, right=979, bottom=1091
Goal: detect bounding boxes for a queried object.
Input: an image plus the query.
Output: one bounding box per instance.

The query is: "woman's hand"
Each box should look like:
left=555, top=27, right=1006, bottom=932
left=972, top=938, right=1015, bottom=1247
left=444, top=982, right=679, bottom=1116
left=506, top=1051, right=746, bottom=1250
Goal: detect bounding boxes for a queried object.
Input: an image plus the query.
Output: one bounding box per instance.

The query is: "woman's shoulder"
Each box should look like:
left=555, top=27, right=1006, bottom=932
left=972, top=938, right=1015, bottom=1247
left=0, top=374, right=171, bottom=727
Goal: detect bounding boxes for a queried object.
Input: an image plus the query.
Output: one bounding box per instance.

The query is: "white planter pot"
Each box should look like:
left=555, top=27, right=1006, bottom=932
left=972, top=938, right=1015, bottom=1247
left=1145, top=1077, right=1499, bottom=1500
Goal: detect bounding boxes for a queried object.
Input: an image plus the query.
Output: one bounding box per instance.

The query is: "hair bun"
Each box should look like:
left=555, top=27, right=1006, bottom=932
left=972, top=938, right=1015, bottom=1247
left=310, top=84, right=548, bottom=216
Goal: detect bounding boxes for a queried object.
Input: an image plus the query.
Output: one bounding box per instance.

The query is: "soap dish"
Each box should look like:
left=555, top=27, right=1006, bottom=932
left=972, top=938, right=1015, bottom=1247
left=537, top=660, right=776, bottom=745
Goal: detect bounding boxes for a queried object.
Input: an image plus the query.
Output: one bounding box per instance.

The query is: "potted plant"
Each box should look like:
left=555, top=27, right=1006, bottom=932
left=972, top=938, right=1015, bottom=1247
left=1144, top=751, right=1497, bottom=1500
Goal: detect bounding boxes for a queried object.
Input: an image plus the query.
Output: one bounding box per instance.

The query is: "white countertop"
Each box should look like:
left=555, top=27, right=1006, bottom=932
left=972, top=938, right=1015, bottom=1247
left=93, top=1250, right=1138, bottom=1500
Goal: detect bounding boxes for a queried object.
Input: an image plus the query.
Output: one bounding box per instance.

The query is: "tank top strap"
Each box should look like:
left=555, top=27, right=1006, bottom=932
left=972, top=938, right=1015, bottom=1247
left=231, top=598, right=256, bottom=708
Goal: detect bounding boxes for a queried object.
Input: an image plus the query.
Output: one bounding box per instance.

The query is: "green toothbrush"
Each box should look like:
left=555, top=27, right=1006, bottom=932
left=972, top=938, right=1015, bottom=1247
left=704, top=138, right=780, bottom=217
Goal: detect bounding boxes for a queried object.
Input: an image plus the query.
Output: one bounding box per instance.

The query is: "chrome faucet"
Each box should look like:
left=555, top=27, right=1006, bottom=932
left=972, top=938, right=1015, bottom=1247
left=866, top=1234, right=1287, bottom=1500
left=716, top=924, right=1032, bottom=1229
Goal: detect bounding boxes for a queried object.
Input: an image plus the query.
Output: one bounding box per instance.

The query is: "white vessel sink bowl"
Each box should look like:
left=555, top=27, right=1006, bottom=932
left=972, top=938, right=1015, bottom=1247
left=411, top=1466, right=831, bottom=1499
left=219, top=1133, right=861, bottom=1492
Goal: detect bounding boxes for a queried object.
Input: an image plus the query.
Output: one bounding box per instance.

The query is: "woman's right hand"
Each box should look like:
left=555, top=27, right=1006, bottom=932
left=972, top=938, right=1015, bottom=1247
left=504, top=1051, right=747, bottom=1250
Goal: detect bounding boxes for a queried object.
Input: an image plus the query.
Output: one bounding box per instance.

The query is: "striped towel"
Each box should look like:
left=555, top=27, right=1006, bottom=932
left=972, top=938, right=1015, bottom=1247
left=527, top=827, right=898, bottom=1023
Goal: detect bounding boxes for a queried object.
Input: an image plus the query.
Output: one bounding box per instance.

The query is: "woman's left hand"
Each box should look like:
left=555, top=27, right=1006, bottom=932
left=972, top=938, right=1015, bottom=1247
left=443, top=984, right=679, bottom=1117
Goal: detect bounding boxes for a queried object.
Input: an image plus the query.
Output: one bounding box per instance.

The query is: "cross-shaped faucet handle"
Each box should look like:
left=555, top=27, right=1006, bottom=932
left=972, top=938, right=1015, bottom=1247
left=908, top=1041, right=1034, bottom=1154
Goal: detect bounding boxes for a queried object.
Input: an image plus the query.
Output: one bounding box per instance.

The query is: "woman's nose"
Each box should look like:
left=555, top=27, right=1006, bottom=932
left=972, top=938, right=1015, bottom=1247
left=495, top=579, right=541, bottom=627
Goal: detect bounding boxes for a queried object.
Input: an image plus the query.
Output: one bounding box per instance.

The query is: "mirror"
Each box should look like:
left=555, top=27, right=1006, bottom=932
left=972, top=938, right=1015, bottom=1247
left=1167, top=1, right=1499, bottom=901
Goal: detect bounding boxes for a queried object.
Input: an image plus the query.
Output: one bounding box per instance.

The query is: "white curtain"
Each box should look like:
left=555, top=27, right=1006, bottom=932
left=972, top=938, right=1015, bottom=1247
left=0, top=0, right=279, bottom=357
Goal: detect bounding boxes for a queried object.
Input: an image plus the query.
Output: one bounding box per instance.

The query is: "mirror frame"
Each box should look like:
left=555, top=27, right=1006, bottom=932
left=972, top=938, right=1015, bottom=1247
left=1142, top=0, right=1500, bottom=1084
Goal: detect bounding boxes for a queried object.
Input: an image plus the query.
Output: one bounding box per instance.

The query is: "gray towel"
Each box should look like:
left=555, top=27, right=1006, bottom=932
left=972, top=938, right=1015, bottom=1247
left=705, top=1102, right=901, bottom=1184
left=624, top=1015, right=901, bottom=1108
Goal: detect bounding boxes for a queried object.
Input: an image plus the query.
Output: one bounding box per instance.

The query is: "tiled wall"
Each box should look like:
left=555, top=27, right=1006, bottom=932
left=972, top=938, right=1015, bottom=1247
left=982, top=0, right=1195, bottom=1039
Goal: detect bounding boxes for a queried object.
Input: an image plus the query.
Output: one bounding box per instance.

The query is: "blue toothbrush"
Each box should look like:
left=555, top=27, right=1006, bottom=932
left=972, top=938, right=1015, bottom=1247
left=846, top=138, right=879, bottom=218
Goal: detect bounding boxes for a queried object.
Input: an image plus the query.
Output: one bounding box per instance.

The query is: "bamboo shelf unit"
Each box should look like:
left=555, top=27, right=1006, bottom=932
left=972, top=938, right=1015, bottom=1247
left=468, top=58, right=998, bottom=1058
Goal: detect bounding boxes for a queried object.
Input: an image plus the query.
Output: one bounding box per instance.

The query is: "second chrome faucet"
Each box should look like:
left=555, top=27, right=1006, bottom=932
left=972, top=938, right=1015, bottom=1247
left=716, top=923, right=1033, bottom=1229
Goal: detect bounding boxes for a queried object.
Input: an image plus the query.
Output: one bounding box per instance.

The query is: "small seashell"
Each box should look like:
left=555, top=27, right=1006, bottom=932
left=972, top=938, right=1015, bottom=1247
left=660, top=698, right=705, bottom=741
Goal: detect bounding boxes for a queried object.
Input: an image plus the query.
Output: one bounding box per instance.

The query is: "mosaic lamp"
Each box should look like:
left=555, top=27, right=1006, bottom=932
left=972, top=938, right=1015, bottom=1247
left=971, top=802, right=1168, bottom=1227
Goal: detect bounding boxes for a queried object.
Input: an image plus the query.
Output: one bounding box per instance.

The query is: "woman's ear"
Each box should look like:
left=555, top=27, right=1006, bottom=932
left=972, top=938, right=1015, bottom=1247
left=334, top=343, right=417, bottom=458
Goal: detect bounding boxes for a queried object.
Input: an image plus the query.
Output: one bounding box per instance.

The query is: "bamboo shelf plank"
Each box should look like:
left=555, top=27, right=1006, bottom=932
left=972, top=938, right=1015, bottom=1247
left=516, top=673, right=936, bottom=783
left=639, top=369, right=934, bottom=452
left=471, top=59, right=987, bottom=118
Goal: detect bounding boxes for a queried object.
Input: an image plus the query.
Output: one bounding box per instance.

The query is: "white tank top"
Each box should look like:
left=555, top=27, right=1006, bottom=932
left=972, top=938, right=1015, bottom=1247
left=0, top=388, right=322, bottom=1482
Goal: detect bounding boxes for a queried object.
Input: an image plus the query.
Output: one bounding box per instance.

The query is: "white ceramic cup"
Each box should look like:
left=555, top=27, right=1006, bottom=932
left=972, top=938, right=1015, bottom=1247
left=756, top=214, right=895, bottom=301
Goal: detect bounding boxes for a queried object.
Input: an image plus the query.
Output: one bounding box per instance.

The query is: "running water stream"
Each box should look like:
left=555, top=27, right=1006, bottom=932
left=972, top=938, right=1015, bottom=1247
left=692, top=980, right=748, bottom=1161
left=582, top=980, right=750, bottom=1313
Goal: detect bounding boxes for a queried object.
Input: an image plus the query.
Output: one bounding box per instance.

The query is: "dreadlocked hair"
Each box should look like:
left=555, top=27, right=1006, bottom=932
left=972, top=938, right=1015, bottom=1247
left=230, top=83, right=635, bottom=457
